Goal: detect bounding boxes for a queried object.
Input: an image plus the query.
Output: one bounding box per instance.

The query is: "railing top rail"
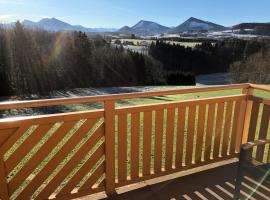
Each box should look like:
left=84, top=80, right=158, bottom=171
left=0, top=83, right=249, bottom=110
left=250, top=84, right=270, bottom=92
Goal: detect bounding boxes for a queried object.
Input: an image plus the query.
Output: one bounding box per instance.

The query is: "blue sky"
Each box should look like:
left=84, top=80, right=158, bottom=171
left=0, top=0, right=269, bottom=28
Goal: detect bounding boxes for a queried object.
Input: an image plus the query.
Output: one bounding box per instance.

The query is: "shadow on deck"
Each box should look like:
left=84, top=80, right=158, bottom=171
left=81, top=161, right=270, bottom=200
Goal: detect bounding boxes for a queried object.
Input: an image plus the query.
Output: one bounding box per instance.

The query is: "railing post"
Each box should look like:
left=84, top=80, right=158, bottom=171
left=234, top=146, right=247, bottom=200
left=241, top=86, right=254, bottom=144
left=0, top=153, right=9, bottom=200
left=104, top=100, right=116, bottom=196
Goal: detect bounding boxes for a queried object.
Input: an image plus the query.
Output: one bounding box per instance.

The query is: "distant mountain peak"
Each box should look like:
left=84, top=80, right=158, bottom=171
left=168, top=17, right=227, bottom=34
left=118, top=20, right=169, bottom=35
left=19, top=17, right=117, bottom=33
left=188, top=17, right=198, bottom=21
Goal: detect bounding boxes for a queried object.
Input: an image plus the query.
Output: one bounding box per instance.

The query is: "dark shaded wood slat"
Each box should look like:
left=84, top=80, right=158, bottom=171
left=165, top=108, right=175, bottom=170
left=230, top=101, right=241, bottom=155
left=175, top=107, right=186, bottom=168
left=204, top=104, right=216, bottom=161
left=118, top=114, right=127, bottom=182
left=247, top=102, right=260, bottom=142
left=213, top=102, right=225, bottom=158
left=222, top=101, right=233, bottom=156
left=154, top=110, right=164, bottom=173
left=130, top=113, right=140, bottom=179
left=195, top=104, right=206, bottom=163
left=143, top=111, right=152, bottom=176
left=186, top=106, right=196, bottom=166
left=256, top=104, right=270, bottom=161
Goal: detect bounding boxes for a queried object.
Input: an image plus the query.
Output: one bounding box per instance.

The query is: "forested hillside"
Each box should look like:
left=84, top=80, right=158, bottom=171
left=0, top=22, right=164, bottom=95
left=230, top=47, right=270, bottom=83
left=150, top=39, right=269, bottom=75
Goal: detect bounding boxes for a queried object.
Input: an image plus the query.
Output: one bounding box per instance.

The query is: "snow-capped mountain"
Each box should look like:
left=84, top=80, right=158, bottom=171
left=34, top=18, right=73, bottom=31
left=18, top=18, right=117, bottom=32
left=168, top=17, right=227, bottom=34
left=118, top=20, right=170, bottom=35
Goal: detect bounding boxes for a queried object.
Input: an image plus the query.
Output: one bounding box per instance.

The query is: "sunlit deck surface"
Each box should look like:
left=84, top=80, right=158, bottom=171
left=80, top=160, right=270, bottom=200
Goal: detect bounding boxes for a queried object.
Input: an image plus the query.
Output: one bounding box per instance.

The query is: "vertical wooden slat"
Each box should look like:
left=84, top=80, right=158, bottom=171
left=175, top=107, right=186, bottom=168
left=247, top=102, right=260, bottom=142
left=130, top=112, right=140, bottom=179
left=165, top=108, right=175, bottom=170
left=230, top=101, right=241, bottom=155
left=143, top=111, right=152, bottom=176
left=222, top=101, right=233, bottom=156
left=204, top=104, right=215, bottom=161
left=0, top=155, right=9, bottom=200
left=118, top=114, right=127, bottom=182
left=241, top=88, right=254, bottom=144
left=256, top=104, right=270, bottom=161
left=234, top=100, right=248, bottom=153
left=213, top=102, right=225, bottom=158
left=186, top=106, right=196, bottom=166
left=154, top=110, right=164, bottom=173
left=195, top=104, right=206, bottom=163
left=104, top=100, right=115, bottom=194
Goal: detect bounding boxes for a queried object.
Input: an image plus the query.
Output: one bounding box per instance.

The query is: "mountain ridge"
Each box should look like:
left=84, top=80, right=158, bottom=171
left=2, top=17, right=270, bottom=36
left=168, top=17, right=227, bottom=34
left=8, top=18, right=117, bottom=33
left=118, top=20, right=170, bottom=35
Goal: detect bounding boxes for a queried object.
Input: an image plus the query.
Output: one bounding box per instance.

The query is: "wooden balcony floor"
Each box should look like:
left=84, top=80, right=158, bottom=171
left=79, top=160, right=270, bottom=200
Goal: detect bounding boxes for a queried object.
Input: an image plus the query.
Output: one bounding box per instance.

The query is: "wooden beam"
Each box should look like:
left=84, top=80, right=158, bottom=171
left=104, top=100, right=116, bottom=195
left=241, top=87, right=254, bottom=145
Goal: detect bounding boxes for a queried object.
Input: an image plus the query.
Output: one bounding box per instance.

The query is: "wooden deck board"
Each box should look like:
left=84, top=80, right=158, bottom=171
left=75, top=160, right=270, bottom=200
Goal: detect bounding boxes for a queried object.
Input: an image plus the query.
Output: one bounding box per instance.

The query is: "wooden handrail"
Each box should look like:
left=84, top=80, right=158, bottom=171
left=250, top=84, right=270, bottom=92
left=0, top=84, right=249, bottom=110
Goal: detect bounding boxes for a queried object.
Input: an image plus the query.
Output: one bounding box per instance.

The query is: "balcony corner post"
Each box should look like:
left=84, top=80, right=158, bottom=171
left=104, top=100, right=116, bottom=196
left=241, top=85, right=254, bottom=144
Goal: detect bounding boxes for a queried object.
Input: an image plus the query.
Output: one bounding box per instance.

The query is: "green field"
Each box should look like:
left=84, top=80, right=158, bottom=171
left=112, top=39, right=201, bottom=48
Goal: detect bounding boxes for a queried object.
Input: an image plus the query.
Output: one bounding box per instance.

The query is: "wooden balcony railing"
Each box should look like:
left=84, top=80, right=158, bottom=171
left=0, top=83, right=269, bottom=200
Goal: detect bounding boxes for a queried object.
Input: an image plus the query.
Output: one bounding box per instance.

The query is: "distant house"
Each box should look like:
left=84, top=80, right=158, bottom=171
left=139, top=41, right=149, bottom=46
left=123, top=41, right=135, bottom=45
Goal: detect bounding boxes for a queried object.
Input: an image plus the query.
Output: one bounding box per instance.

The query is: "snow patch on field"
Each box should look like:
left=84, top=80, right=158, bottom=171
left=196, top=73, right=231, bottom=85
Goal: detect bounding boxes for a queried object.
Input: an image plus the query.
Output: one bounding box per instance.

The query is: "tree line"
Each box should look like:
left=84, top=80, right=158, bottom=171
left=230, top=41, right=270, bottom=84
left=0, top=22, right=165, bottom=96
left=149, top=39, right=270, bottom=84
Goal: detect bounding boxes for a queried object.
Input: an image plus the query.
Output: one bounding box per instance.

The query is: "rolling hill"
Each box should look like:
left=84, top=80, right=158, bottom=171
left=118, top=20, right=170, bottom=35
left=168, top=17, right=227, bottom=34
left=11, top=18, right=117, bottom=33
